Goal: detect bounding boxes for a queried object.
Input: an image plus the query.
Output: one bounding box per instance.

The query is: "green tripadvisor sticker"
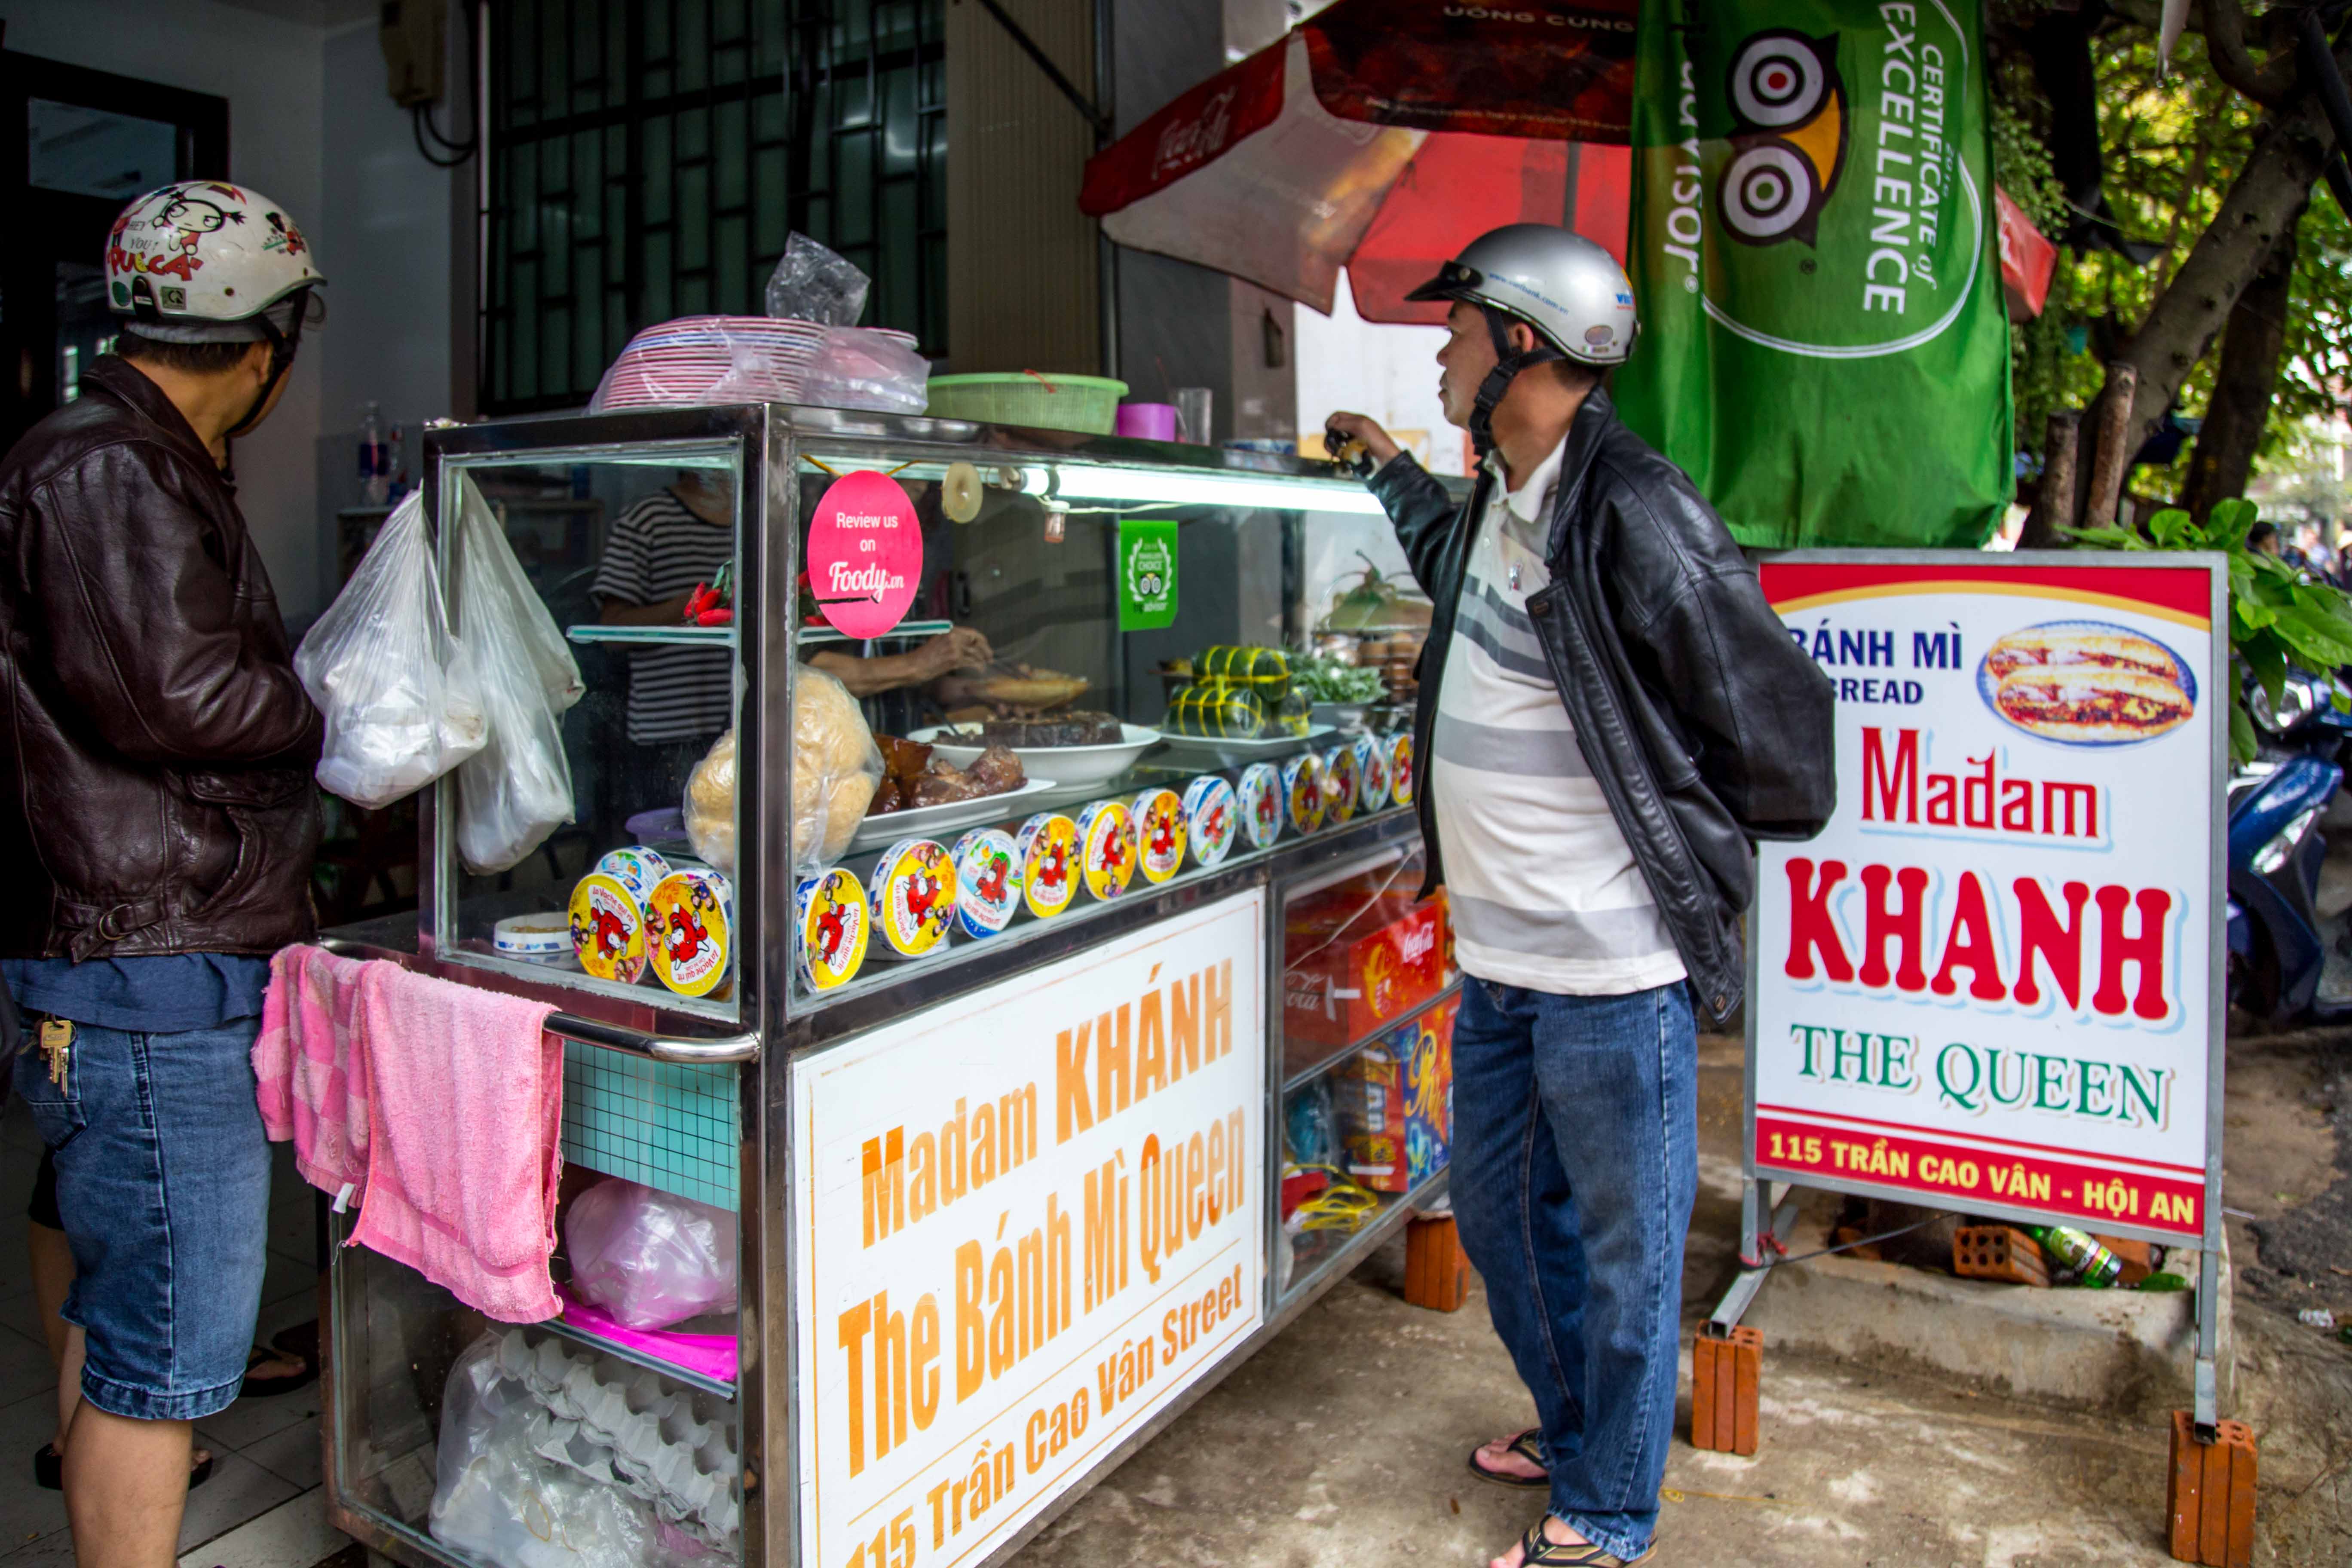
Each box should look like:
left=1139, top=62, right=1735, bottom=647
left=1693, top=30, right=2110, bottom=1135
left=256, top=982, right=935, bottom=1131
left=1118, top=517, right=1178, bottom=631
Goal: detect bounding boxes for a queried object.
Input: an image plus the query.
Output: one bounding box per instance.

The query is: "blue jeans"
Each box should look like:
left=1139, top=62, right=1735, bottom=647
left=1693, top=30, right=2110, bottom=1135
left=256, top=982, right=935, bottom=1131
left=1449, top=977, right=1697, bottom=1561
left=12, top=1019, right=273, bottom=1421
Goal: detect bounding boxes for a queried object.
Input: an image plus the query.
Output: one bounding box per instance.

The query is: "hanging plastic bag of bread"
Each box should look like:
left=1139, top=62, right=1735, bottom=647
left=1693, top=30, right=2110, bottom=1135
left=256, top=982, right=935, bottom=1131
left=789, top=666, right=883, bottom=872
left=683, top=729, right=739, bottom=874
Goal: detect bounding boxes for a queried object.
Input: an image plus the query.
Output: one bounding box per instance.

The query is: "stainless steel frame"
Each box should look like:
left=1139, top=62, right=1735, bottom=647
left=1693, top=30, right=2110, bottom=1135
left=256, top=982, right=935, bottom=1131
left=322, top=403, right=1448, bottom=1568
left=1716, top=548, right=2231, bottom=1430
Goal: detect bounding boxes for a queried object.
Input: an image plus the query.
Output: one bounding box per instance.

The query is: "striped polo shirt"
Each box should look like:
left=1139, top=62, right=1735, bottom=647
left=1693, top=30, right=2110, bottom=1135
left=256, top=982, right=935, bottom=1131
left=1430, top=437, right=1685, bottom=995
left=590, top=488, right=736, bottom=745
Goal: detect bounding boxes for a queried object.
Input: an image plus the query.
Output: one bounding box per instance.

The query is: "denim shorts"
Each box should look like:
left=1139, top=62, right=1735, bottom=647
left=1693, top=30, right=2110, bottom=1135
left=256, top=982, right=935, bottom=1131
left=13, top=1018, right=273, bottom=1421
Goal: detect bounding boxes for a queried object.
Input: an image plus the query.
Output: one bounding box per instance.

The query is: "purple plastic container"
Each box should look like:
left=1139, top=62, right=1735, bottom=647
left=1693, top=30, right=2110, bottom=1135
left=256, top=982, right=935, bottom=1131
left=1115, top=402, right=1179, bottom=441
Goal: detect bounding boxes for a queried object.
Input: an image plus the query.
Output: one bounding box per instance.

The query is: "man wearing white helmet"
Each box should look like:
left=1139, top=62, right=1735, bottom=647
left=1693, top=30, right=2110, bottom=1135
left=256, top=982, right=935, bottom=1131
left=1, top=181, right=325, bottom=1568
left=1329, top=226, right=1833, bottom=1568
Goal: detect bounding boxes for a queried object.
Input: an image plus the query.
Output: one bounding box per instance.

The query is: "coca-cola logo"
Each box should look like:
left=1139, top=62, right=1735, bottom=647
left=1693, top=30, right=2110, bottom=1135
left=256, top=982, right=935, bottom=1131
left=1155, top=86, right=1239, bottom=180
left=1396, top=922, right=1437, bottom=965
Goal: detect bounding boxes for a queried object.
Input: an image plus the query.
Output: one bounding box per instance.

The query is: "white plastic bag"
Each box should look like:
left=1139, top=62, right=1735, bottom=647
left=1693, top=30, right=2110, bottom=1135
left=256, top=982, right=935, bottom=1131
left=452, top=481, right=584, bottom=873
left=682, top=730, right=737, bottom=876
left=802, top=327, right=929, bottom=413
left=564, top=1178, right=738, bottom=1330
left=430, top=1335, right=708, bottom=1568
left=295, top=492, right=487, bottom=808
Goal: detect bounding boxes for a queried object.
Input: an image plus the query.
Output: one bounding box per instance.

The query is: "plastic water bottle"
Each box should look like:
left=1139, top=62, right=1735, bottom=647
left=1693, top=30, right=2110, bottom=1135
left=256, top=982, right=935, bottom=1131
left=359, top=401, right=389, bottom=505
left=2034, top=1225, right=2122, bottom=1287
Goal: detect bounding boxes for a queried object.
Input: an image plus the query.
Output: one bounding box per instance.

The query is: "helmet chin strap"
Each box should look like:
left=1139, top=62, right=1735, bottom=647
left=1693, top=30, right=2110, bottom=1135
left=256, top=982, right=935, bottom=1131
left=224, top=315, right=298, bottom=444
left=1467, top=306, right=1562, bottom=460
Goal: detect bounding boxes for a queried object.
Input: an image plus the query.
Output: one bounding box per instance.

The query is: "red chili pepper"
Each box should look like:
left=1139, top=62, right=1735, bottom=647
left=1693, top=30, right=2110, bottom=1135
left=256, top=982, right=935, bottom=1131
left=696, top=606, right=735, bottom=627
left=682, top=582, right=715, bottom=620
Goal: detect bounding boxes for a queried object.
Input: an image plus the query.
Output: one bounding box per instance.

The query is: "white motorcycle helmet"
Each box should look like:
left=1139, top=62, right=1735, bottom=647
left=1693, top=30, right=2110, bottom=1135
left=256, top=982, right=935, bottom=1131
left=1405, top=224, right=1637, bottom=454
left=106, top=181, right=326, bottom=434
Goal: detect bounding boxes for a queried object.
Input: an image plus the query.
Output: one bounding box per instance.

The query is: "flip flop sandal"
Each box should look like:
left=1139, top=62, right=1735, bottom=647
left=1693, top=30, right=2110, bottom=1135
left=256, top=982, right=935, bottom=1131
left=239, top=1339, right=318, bottom=1399
left=1466, top=1427, right=1550, bottom=1489
left=1513, top=1520, right=1645, bottom=1567
left=35, top=1442, right=214, bottom=1491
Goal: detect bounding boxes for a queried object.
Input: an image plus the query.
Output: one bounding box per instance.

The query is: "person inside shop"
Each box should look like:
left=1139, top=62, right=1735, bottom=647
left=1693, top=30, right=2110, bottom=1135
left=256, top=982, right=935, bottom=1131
left=1326, top=226, right=1834, bottom=1568
left=593, top=471, right=992, bottom=815
left=1, top=181, right=329, bottom=1568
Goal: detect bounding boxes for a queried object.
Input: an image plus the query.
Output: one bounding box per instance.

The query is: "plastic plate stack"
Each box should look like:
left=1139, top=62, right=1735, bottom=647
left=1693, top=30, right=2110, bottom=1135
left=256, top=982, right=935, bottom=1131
left=591, top=316, right=889, bottom=410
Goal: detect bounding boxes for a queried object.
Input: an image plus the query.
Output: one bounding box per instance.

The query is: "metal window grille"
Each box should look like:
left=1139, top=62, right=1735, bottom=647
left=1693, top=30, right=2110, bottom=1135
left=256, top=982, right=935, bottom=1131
left=483, top=0, right=947, bottom=415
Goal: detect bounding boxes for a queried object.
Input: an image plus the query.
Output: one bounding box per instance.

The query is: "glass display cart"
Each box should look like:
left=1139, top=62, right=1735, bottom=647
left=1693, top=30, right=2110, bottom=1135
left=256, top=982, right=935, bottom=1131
left=320, top=403, right=1462, bottom=1568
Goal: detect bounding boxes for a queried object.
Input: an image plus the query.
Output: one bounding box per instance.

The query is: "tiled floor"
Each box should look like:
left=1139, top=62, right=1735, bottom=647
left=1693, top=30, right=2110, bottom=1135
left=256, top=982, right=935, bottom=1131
left=0, top=1099, right=342, bottom=1568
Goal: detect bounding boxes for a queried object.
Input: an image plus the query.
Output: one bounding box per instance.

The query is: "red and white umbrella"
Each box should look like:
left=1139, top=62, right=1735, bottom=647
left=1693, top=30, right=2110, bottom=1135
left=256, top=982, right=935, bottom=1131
left=1079, top=0, right=1639, bottom=323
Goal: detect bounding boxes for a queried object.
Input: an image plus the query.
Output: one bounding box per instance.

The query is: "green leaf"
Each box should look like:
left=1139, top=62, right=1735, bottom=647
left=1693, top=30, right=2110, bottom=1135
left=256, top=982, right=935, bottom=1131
left=2230, top=697, right=2257, bottom=767
left=2060, top=523, right=2143, bottom=549
left=2207, top=497, right=2260, bottom=549
left=2146, top=508, right=2193, bottom=548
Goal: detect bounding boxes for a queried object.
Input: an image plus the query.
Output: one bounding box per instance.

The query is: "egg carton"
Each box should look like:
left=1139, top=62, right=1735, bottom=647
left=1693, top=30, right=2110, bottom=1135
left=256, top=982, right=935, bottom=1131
left=491, top=1329, right=741, bottom=1543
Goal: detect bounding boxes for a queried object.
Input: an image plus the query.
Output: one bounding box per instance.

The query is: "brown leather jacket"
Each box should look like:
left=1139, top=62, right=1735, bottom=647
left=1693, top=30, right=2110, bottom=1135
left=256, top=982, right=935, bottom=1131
left=0, top=356, right=322, bottom=961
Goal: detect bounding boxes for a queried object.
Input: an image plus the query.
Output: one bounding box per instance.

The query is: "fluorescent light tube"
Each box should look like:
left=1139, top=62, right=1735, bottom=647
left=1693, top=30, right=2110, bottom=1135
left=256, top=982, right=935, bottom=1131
left=1043, top=464, right=1390, bottom=516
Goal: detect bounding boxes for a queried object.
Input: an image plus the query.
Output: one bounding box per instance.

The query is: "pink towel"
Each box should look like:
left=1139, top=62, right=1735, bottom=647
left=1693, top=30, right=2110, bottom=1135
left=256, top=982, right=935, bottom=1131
left=253, top=945, right=371, bottom=1202
left=346, top=964, right=564, bottom=1323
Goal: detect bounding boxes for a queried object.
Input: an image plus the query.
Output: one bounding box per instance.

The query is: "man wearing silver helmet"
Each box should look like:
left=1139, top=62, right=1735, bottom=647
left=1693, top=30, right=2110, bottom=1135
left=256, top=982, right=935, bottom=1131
left=0, top=181, right=326, bottom=1568
left=1329, top=225, right=1834, bottom=1568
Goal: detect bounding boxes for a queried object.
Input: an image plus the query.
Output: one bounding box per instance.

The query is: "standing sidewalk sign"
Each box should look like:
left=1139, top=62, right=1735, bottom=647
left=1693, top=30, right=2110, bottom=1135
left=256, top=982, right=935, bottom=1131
left=790, top=893, right=1267, bottom=1568
left=1736, top=552, right=2227, bottom=1409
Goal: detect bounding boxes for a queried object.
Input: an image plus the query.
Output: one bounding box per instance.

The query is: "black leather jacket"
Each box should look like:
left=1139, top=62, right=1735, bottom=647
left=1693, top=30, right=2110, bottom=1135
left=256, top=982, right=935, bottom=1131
left=1369, top=387, right=1835, bottom=1020
left=0, top=356, right=322, bottom=961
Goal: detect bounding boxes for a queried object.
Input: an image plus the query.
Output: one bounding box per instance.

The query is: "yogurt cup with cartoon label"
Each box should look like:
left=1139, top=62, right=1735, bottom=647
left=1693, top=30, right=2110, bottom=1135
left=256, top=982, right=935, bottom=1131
left=949, top=828, right=1023, bottom=938
left=1321, top=743, right=1359, bottom=825
left=1130, top=788, right=1186, bottom=884
left=1015, top=813, right=1080, bottom=919
left=1282, top=751, right=1326, bottom=835
left=1181, top=775, right=1237, bottom=869
left=647, top=868, right=734, bottom=997
left=569, top=872, right=649, bottom=983
left=795, top=869, right=870, bottom=991
left=1236, top=763, right=1282, bottom=849
left=1388, top=732, right=1415, bottom=807
left=867, top=838, right=959, bottom=957
left=1352, top=733, right=1392, bottom=812
left=1075, top=799, right=1137, bottom=902
left=594, top=846, right=671, bottom=904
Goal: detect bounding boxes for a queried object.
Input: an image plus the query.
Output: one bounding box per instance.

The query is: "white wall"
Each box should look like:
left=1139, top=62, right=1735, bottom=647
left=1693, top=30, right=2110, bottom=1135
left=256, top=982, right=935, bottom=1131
left=314, top=16, right=462, bottom=605
left=1294, top=266, right=1468, bottom=477
left=7, top=0, right=331, bottom=614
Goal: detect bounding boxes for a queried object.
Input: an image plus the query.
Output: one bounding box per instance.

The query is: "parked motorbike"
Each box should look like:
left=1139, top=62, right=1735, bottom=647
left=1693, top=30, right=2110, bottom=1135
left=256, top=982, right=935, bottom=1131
left=2227, top=667, right=2352, bottom=1022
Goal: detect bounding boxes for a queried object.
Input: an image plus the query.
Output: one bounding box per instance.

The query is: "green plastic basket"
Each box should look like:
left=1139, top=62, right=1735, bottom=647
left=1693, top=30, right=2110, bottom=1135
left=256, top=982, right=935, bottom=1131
left=924, top=372, right=1130, bottom=434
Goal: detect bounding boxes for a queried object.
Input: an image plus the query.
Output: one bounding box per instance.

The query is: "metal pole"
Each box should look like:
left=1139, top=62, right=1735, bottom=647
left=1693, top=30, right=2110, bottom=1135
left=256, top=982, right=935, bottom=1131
left=2193, top=1240, right=2220, bottom=1435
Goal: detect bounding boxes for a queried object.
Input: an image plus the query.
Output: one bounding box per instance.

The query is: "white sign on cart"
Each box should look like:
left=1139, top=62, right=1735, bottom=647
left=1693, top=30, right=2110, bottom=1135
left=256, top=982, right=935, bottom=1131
left=791, top=891, right=1268, bottom=1568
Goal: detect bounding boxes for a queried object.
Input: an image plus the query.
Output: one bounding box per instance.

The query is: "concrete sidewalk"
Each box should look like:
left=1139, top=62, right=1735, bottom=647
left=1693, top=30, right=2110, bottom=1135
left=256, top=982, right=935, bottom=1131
left=1020, top=1031, right=2352, bottom=1567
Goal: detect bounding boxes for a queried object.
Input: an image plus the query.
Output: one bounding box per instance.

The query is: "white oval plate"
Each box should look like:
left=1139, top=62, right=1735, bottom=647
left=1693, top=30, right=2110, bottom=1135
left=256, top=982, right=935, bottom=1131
left=909, top=723, right=1164, bottom=792
left=846, top=776, right=1062, bottom=855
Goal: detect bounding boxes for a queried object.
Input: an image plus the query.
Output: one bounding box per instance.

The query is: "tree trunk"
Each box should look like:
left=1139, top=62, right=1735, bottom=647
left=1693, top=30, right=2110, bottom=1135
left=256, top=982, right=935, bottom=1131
left=2095, top=52, right=2344, bottom=459
left=2180, top=205, right=2305, bottom=520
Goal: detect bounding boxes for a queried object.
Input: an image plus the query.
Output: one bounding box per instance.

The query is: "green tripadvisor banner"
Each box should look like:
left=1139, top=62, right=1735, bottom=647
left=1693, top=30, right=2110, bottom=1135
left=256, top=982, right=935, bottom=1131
left=1611, top=0, right=2013, bottom=548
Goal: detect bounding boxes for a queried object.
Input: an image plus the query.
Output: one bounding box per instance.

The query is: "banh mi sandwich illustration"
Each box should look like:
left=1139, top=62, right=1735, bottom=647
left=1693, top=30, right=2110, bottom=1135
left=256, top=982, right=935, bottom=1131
left=1992, top=664, right=2194, bottom=742
left=1982, top=626, right=2184, bottom=686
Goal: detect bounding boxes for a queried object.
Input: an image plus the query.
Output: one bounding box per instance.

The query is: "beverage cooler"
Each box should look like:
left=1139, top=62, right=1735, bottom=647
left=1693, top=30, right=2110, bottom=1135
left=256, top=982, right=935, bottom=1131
left=318, top=403, right=1465, bottom=1568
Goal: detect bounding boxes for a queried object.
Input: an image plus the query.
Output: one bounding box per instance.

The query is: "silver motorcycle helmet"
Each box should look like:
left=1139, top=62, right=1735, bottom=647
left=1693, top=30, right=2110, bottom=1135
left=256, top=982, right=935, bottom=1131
left=1405, top=224, right=1640, bottom=455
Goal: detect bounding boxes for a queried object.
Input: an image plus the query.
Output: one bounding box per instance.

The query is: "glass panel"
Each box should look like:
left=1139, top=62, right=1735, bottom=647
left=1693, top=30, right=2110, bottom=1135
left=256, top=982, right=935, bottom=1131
left=331, top=1038, right=745, bottom=1565
left=1274, top=839, right=1457, bottom=1297
left=786, top=453, right=1416, bottom=1010
left=438, top=448, right=744, bottom=1024
left=26, top=100, right=181, bottom=199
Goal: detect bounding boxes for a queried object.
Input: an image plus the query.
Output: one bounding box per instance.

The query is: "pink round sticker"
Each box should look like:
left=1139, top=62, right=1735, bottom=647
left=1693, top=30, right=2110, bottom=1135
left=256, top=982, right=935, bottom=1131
left=807, top=469, right=922, bottom=638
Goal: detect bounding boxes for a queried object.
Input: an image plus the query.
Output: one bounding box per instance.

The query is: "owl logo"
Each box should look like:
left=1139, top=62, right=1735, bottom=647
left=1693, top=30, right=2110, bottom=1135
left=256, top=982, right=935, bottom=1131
left=1717, top=31, right=1849, bottom=248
